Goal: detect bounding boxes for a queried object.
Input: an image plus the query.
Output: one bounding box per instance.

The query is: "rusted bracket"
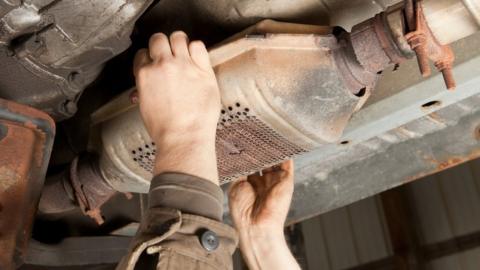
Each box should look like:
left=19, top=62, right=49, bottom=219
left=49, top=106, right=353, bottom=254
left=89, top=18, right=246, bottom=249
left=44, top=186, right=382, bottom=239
left=0, top=99, right=55, bottom=270
left=69, top=155, right=118, bottom=225
left=404, top=0, right=456, bottom=90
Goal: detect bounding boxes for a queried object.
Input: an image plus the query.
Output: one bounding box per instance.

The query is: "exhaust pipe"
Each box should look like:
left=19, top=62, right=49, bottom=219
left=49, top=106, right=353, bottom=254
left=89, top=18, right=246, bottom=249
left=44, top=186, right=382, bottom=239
left=40, top=0, right=480, bottom=221
left=88, top=20, right=385, bottom=193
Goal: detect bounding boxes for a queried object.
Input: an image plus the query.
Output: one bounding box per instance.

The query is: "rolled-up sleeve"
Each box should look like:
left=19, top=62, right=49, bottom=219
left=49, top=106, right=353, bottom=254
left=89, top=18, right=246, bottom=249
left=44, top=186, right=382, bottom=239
left=148, top=173, right=224, bottom=221
left=117, top=173, right=238, bottom=270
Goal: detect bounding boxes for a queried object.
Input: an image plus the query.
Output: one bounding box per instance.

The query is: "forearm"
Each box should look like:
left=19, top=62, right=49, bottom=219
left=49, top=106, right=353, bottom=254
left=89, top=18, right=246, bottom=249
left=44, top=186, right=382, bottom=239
left=239, top=228, right=301, bottom=270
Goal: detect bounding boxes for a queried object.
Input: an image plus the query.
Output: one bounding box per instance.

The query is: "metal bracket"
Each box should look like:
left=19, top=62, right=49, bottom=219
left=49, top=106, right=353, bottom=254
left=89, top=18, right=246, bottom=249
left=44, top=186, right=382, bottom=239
left=0, top=99, right=55, bottom=270
left=404, top=0, right=456, bottom=90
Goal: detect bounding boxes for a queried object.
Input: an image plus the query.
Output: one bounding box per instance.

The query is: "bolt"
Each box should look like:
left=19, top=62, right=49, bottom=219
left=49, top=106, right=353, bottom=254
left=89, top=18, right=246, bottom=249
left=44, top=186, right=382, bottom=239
left=63, top=100, right=77, bottom=115
left=441, top=68, right=455, bottom=91
left=406, top=32, right=431, bottom=77
left=435, top=61, right=456, bottom=91
left=414, top=47, right=431, bottom=78
left=68, top=71, right=83, bottom=86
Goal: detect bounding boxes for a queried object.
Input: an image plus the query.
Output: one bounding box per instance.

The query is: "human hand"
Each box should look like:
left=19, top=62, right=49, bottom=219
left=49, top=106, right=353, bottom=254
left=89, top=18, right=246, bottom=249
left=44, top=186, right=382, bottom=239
left=229, top=160, right=300, bottom=270
left=229, top=160, right=294, bottom=233
left=133, top=32, right=221, bottom=183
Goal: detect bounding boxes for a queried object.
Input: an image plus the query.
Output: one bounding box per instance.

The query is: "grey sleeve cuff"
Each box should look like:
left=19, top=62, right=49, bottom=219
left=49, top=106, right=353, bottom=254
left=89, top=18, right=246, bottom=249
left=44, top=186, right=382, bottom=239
left=148, top=173, right=224, bottom=221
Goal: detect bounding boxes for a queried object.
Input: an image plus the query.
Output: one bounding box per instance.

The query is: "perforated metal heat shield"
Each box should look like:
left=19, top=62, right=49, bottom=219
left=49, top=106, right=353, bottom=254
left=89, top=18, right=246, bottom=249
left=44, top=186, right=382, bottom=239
left=91, top=21, right=376, bottom=193
left=125, top=108, right=306, bottom=184
left=216, top=104, right=307, bottom=183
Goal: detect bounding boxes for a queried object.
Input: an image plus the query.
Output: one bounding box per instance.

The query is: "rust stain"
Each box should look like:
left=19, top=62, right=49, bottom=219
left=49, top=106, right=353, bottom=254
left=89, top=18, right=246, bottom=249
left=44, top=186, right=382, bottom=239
left=406, top=148, right=480, bottom=183
left=405, top=3, right=456, bottom=90
left=4, top=100, right=55, bottom=129
left=426, top=112, right=446, bottom=125
left=0, top=167, right=19, bottom=192
left=0, top=98, right=54, bottom=269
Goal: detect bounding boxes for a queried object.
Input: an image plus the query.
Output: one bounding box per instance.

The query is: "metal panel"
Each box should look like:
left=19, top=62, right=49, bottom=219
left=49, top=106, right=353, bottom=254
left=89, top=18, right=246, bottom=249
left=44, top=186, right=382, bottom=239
left=0, top=99, right=55, bottom=270
left=429, top=254, right=462, bottom=270
left=349, top=198, right=391, bottom=263
left=407, top=175, right=454, bottom=244
left=274, top=31, right=480, bottom=224
left=301, top=157, right=480, bottom=270
left=429, top=247, right=480, bottom=270
left=302, top=217, right=332, bottom=270
left=302, top=196, right=392, bottom=270
left=437, top=164, right=480, bottom=237
left=407, top=159, right=480, bottom=246
left=322, top=208, right=360, bottom=269
left=0, top=0, right=154, bottom=119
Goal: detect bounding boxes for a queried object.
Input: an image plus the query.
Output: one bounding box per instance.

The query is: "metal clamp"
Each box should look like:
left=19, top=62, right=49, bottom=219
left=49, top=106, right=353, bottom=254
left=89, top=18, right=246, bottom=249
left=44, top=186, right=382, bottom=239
left=404, top=0, right=456, bottom=90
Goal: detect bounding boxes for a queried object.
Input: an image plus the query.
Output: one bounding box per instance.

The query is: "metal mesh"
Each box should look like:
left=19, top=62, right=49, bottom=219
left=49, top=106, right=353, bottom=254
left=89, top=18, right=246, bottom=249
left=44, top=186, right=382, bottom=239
left=130, top=103, right=306, bottom=184
left=216, top=103, right=306, bottom=184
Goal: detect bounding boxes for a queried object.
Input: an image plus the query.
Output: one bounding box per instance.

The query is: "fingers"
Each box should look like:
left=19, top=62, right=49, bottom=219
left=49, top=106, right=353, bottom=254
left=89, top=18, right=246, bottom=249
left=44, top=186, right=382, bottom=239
left=133, top=49, right=150, bottom=77
left=261, top=167, right=274, bottom=174
left=149, top=33, right=172, bottom=61
left=147, top=32, right=210, bottom=70
left=270, top=161, right=294, bottom=199
left=170, top=31, right=190, bottom=58
left=228, top=178, right=250, bottom=200
left=247, top=174, right=264, bottom=193
left=189, top=40, right=211, bottom=70
left=280, top=160, right=294, bottom=179
left=228, top=179, right=256, bottom=226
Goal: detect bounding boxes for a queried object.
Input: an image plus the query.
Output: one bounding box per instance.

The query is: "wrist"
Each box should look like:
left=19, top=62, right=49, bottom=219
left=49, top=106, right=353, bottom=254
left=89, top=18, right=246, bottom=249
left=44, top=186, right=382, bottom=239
left=151, top=126, right=216, bottom=148
left=238, top=225, right=300, bottom=270
left=240, top=225, right=286, bottom=250
left=152, top=131, right=219, bottom=185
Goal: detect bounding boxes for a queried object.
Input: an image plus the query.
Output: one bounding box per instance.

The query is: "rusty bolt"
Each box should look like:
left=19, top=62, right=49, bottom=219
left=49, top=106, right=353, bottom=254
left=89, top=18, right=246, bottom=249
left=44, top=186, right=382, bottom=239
left=435, top=62, right=456, bottom=91
left=435, top=46, right=456, bottom=91
left=405, top=32, right=431, bottom=77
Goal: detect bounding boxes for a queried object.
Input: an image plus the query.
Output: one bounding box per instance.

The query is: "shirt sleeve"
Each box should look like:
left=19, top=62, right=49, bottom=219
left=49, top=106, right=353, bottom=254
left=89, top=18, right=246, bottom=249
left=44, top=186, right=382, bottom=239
left=148, top=173, right=224, bottom=221
left=116, top=173, right=238, bottom=270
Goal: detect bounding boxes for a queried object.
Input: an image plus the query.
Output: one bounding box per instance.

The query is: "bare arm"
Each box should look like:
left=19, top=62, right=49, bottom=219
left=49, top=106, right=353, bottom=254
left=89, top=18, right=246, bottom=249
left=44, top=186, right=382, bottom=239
left=120, top=32, right=238, bottom=270
left=134, top=31, right=220, bottom=184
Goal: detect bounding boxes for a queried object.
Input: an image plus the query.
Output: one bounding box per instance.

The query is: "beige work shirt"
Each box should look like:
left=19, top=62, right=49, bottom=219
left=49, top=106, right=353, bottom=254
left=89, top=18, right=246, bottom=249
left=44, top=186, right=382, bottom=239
left=117, top=173, right=239, bottom=270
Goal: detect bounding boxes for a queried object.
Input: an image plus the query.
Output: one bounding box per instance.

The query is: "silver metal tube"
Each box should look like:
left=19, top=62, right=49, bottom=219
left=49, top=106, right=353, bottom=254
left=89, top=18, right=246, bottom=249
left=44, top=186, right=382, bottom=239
left=422, top=0, right=480, bottom=44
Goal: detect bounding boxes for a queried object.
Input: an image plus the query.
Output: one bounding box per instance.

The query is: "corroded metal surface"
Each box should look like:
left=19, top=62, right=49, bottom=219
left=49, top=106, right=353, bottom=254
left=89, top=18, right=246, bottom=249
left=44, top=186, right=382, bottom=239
left=0, top=99, right=55, bottom=270
left=38, top=154, right=117, bottom=225
left=280, top=94, right=480, bottom=225
left=69, top=155, right=117, bottom=225
left=405, top=1, right=456, bottom=90
left=0, top=0, right=154, bottom=119
left=351, top=11, right=410, bottom=73
left=89, top=20, right=382, bottom=192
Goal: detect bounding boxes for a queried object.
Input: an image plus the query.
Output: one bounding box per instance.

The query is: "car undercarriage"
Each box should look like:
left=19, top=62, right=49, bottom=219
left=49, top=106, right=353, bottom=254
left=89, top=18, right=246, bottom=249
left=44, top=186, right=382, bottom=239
left=1, top=0, right=480, bottom=268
